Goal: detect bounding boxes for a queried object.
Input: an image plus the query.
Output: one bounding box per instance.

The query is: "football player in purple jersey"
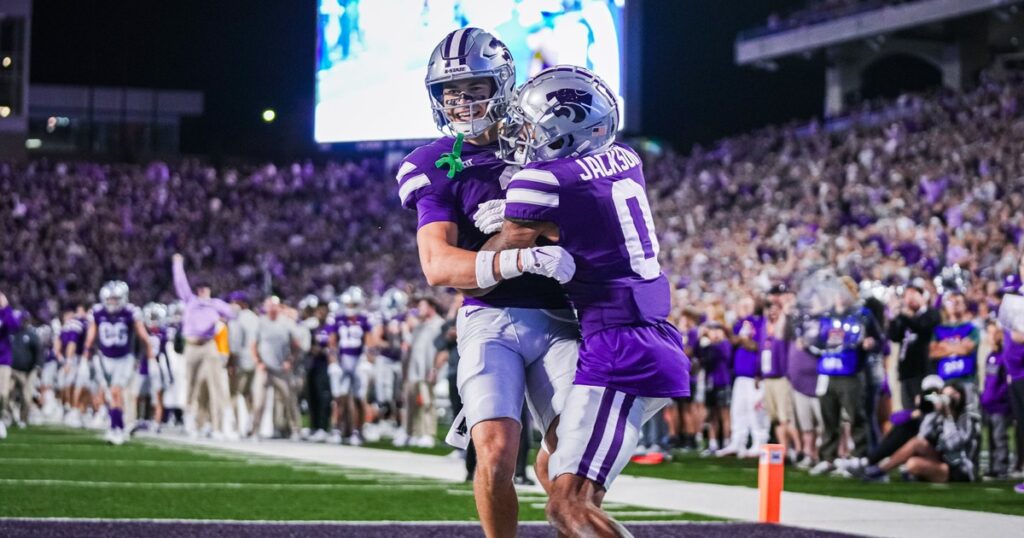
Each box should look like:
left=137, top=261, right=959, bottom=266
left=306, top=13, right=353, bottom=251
left=398, top=28, right=580, bottom=537
left=474, top=65, right=692, bottom=536
left=327, top=286, right=375, bottom=445
left=83, top=281, right=153, bottom=445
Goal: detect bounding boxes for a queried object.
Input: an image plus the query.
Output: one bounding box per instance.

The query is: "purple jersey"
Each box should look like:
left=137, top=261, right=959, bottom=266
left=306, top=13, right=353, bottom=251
left=90, top=304, right=141, bottom=359
left=397, top=137, right=568, bottom=310
left=732, top=317, right=764, bottom=379
left=932, top=322, right=978, bottom=380
left=142, top=329, right=168, bottom=374
left=60, top=319, right=85, bottom=355
left=335, top=315, right=371, bottom=357
left=504, top=143, right=690, bottom=397
left=379, top=314, right=406, bottom=361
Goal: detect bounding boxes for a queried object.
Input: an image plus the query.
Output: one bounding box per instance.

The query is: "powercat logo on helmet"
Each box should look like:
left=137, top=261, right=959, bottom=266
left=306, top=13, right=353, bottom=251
left=546, top=88, right=592, bottom=124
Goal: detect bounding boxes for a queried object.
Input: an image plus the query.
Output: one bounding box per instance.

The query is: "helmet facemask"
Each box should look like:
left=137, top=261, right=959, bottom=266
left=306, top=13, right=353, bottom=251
left=429, top=76, right=505, bottom=139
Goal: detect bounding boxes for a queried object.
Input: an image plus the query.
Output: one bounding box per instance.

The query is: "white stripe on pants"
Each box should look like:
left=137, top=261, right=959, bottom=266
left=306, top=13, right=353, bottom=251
left=728, top=376, right=769, bottom=451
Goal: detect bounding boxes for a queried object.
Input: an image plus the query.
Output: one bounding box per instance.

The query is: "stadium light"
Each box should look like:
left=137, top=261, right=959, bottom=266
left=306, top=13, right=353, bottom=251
left=1, top=56, right=11, bottom=68
left=262, top=109, right=276, bottom=123
left=0, top=106, right=10, bottom=118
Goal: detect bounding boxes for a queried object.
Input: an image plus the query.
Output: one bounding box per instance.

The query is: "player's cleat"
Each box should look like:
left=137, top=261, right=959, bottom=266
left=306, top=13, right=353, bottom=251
left=412, top=435, right=436, bottom=448
left=795, top=456, right=815, bottom=470
left=715, top=445, right=741, bottom=458
left=809, top=460, right=835, bottom=476
left=328, top=430, right=343, bottom=445
left=392, top=430, right=409, bottom=447
left=513, top=475, right=536, bottom=486
left=308, top=429, right=328, bottom=443
left=0, top=421, right=7, bottom=439
left=347, top=433, right=363, bottom=446
left=108, top=429, right=126, bottom=446
left=289, top=432, right=302, bottom=442
left=362, top=423, right=381, bottom=443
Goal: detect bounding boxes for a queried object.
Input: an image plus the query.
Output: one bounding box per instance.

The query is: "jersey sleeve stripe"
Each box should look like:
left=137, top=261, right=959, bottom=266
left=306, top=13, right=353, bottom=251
left=507, top=188, right=559, bottom=208
left=508, top=178, right=559, bottom=194
left=398, top=173, right=431, bottom=205
left=511, top=168, right=559, bottom=185
left=395, top=162, right=417, bottom=183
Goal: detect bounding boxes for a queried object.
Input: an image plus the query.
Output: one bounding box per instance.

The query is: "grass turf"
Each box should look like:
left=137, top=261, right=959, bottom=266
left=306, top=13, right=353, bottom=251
left=0, top=426, right=714, bottom=522
left=620, top=451, right=1024, bottom=517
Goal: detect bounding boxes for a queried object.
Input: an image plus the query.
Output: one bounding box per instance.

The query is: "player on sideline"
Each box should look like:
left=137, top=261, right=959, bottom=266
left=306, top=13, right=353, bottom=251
left=83, top=281, right=153, bottom=445
left=478, top=65, right=692, bottom=536
left=397, top=28, right=579, bottom=537
left=327, top=286, right=374, bottom=445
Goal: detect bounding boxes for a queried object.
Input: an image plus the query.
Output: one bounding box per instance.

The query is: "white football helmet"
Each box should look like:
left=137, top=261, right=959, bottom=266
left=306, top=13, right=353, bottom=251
left=426, top=27, right=516, bottom=138
left=499, top=65, right=619, bottom=164
left=340, top=286, right=365, bottom=317
left=381, top=287, right=409, bottom=318
left=142, top=303, right=168, bottom=328
left=100, top=281, right=129, bottom=312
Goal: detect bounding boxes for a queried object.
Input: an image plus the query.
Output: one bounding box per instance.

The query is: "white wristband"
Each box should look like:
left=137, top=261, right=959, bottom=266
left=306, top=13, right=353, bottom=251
left=499, top=249, right=524, bottom=280
left=475, top=250, right=499, bottom=289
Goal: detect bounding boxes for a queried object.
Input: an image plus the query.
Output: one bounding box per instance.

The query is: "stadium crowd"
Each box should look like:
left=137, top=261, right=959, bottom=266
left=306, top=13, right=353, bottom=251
left=3, top=67, right=1024, bottom=489
left=750, top=0, right=914, bottom=37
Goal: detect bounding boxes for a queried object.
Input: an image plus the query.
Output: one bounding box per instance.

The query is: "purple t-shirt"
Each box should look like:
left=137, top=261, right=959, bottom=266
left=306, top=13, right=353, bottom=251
left=732, top=316, right=764, bottom=379
left=761, top=328, right=788, bottom=379
left=90, top=304, right=141, bottom=359
left=397, top=137, right=568, bottom=310
left=1003, top=329, right=1024, bottom=382
left=700, top=340, right=733, bottom=389
left=981, top=352, right=1010, bottom=415
left=502, top=143, right=689, bottom=397
left=787, top=346, right=820, bottom=397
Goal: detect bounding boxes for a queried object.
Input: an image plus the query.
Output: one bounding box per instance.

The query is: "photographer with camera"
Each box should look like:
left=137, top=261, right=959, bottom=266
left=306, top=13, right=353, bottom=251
left=861, top=382, right=978, bottom=483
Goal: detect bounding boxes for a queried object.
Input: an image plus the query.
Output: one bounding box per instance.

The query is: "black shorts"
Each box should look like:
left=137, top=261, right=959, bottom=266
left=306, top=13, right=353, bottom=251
left=706, top=385, right=732, bottom=409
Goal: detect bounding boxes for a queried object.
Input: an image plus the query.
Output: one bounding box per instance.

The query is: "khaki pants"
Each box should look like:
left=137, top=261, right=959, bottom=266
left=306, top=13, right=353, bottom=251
left=251, top=369, right=300, bottom=436
left=9, top=369, right=35, bottom=424
left=184, top=340, right=228, bottom=433
left=403, top=380, right=435, bottom=439
left=0, top=365, right=11, bottom=423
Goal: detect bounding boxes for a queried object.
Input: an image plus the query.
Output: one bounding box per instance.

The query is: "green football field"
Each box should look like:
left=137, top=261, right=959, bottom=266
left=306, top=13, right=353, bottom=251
left=0, top=426, right=713, bottom=522
left=367, top=428, right=1024, bottom=517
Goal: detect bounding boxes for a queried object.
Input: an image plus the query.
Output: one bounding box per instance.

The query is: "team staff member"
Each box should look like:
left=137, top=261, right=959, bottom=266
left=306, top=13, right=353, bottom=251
left=172, top=254, right=236, bottom=438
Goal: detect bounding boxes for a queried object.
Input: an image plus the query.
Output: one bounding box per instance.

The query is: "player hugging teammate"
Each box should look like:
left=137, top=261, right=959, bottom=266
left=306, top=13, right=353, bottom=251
left=401, top=28, right=691, bottom=538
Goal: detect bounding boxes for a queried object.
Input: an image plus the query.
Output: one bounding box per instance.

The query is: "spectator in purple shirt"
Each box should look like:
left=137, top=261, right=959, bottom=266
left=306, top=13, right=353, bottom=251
left=698, top=320, right=733, bottom=455
left=717, top=296, right=769, bottom=457
left=762, top=286, right=801, bottom=462
left=980, top=320, right=1010, bottom=479
left=0, top=292, right=22, bottom=440
left=173, top=254, right=236, bottom=439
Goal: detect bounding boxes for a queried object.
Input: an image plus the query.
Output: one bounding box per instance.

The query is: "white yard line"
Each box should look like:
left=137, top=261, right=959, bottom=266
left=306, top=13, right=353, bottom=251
left=0, top=478, right=458, bottom=492
left=152, top=433, right=1024, bottom=538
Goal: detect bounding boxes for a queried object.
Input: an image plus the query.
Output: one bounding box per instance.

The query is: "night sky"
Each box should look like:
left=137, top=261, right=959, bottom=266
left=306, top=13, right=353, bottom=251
left=30, top=0, right=821, bottom=159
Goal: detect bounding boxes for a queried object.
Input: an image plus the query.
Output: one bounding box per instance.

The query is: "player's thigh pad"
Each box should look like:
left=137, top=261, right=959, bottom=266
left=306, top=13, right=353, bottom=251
left=549, top=385, right=668, bottom=489
left=516, top=308, right=579, bottom=437
left=456, top=306, right=528, bottom=431
left=100, top=355, right=136, bottom=389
